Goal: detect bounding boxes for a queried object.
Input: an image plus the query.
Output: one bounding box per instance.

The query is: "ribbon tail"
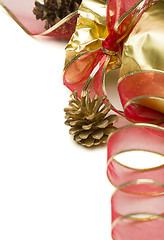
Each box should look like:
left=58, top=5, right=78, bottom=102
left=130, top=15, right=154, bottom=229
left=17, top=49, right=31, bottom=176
left=0, top=1, right=78, bottom=38
left=0, top=2, right=32, bottom=35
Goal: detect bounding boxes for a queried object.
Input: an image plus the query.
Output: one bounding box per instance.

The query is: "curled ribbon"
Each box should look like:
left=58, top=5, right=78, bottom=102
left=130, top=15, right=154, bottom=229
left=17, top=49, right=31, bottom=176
left=118, top=70, right=164, bottom=124
left=0, top=0, right=79, bottom=38
left=107, top=123, right=164, bottom=240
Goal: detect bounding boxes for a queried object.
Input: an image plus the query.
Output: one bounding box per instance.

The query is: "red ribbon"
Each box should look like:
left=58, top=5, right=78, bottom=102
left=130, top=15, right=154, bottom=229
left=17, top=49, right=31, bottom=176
left=0, top=0, right=78, bottom=38
left=107, top=124, right=164, bottom=240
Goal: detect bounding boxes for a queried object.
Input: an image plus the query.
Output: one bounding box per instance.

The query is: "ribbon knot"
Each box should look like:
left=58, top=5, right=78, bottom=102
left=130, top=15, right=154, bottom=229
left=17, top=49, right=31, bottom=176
left=101, top=47, right=117, bottom=56
left=102, top=33, right=119, bottom=53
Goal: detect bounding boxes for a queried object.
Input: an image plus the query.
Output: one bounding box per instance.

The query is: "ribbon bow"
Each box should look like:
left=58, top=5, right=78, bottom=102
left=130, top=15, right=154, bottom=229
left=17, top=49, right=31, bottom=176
left=63, top=0, right=152, bottom=116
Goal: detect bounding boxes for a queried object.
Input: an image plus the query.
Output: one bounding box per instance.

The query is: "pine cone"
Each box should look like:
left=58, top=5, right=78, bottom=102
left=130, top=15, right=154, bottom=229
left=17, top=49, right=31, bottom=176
left=33, top=0, right=82, bottom=30
left=64, top=91, right=118, bottom=147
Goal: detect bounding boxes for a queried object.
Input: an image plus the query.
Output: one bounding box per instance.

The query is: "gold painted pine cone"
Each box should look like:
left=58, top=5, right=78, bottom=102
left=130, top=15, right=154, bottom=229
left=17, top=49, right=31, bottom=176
left=64, top=91, right=118, bottom=147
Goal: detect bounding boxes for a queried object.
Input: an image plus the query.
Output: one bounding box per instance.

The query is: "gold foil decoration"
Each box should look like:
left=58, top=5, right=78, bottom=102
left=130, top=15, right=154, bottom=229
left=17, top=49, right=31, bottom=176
left=65, top=0, right=109, bottom=63
left=120, top=1, right=164, bottom=76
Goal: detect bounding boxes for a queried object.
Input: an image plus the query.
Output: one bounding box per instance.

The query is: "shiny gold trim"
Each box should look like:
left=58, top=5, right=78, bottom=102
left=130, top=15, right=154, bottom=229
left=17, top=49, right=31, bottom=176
left=116, top=13, right=138, bottom=44
left=112, top=213, right=164, bottom=230
left=123, top=95, right=164, bottom=108
left=123, top=114, right=164, bottom=125
left=83, top=57, right=106, bottom=91
left=114, top=0, right=145, bottom=31
left=100, top=55, right=111, bottom=98
left=39, top=10, right=78, bottom=36
left=101, top=56, right=124, bottom=114
left=117, top=69, right=164, bottom=86
left=111, top=179, right=164, bottom=196
left=107, top=149, right=164, bottom=171
left=123, top=95, right=164, bottom=124
left=63, top=47, right=101, bottom=74
left=0, top=2, right=78, bottom=36
left=107, top=122, right=164, bottom=142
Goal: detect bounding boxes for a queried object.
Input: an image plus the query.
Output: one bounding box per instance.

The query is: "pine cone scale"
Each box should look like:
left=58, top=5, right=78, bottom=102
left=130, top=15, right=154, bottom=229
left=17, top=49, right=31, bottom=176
left=82, top=123, right=93, bottom=130
left=69, top=126, right=82, bottom=135
left=79, top=130, right=93, bottom=140
left=92, top=96, right=106, bottom=113
left=96, top=119, right=109, bottom=128
left=81, top=136, right=95, bottom=147
left=104, top=127, right=116, bottom=135
left=74, top=134, right=82, bottom=142
left=91, top=130, right=104, bottom=140
left=65, top=119, right=80, bottom=127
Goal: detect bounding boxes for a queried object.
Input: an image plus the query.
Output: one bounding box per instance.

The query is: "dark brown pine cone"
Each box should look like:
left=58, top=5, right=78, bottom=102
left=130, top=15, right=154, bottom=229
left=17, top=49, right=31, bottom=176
left=64, top=91, right=119, bottom=147
left=33, top=0, right=82, bottom=30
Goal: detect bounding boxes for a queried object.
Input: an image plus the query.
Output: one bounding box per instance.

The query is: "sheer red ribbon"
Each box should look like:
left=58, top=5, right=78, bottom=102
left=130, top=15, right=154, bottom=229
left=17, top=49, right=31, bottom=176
left=107, top=124, right=164, bottom=240
left=0, top=0, right=78, bottom=38
left=118, top=70, right=164, bottom=124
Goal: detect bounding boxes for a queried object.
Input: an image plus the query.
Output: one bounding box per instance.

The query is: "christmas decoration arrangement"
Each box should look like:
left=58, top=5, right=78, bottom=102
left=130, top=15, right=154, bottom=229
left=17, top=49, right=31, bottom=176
left=1, top=0, right=164, bottom=239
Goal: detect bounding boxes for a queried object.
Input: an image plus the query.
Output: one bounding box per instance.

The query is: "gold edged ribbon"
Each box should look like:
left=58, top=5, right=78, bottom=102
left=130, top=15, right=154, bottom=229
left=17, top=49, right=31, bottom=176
left=0, top=2, right=32, bottom=35
left=39, top=10, right=78, bottom=36
left=118, top=69, right=164, bottom=124
left=107, top=123, right=164, bottom=239
left=114, top=0, right=153, bottom=31
left=0, top=1, right=78, bottom=36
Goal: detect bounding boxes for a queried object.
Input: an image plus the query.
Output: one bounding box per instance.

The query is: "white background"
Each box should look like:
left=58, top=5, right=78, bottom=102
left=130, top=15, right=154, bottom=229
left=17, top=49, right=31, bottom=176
left=0, top=6, right=113, bottom=240
left=1, top=5, right=163, bottom=240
